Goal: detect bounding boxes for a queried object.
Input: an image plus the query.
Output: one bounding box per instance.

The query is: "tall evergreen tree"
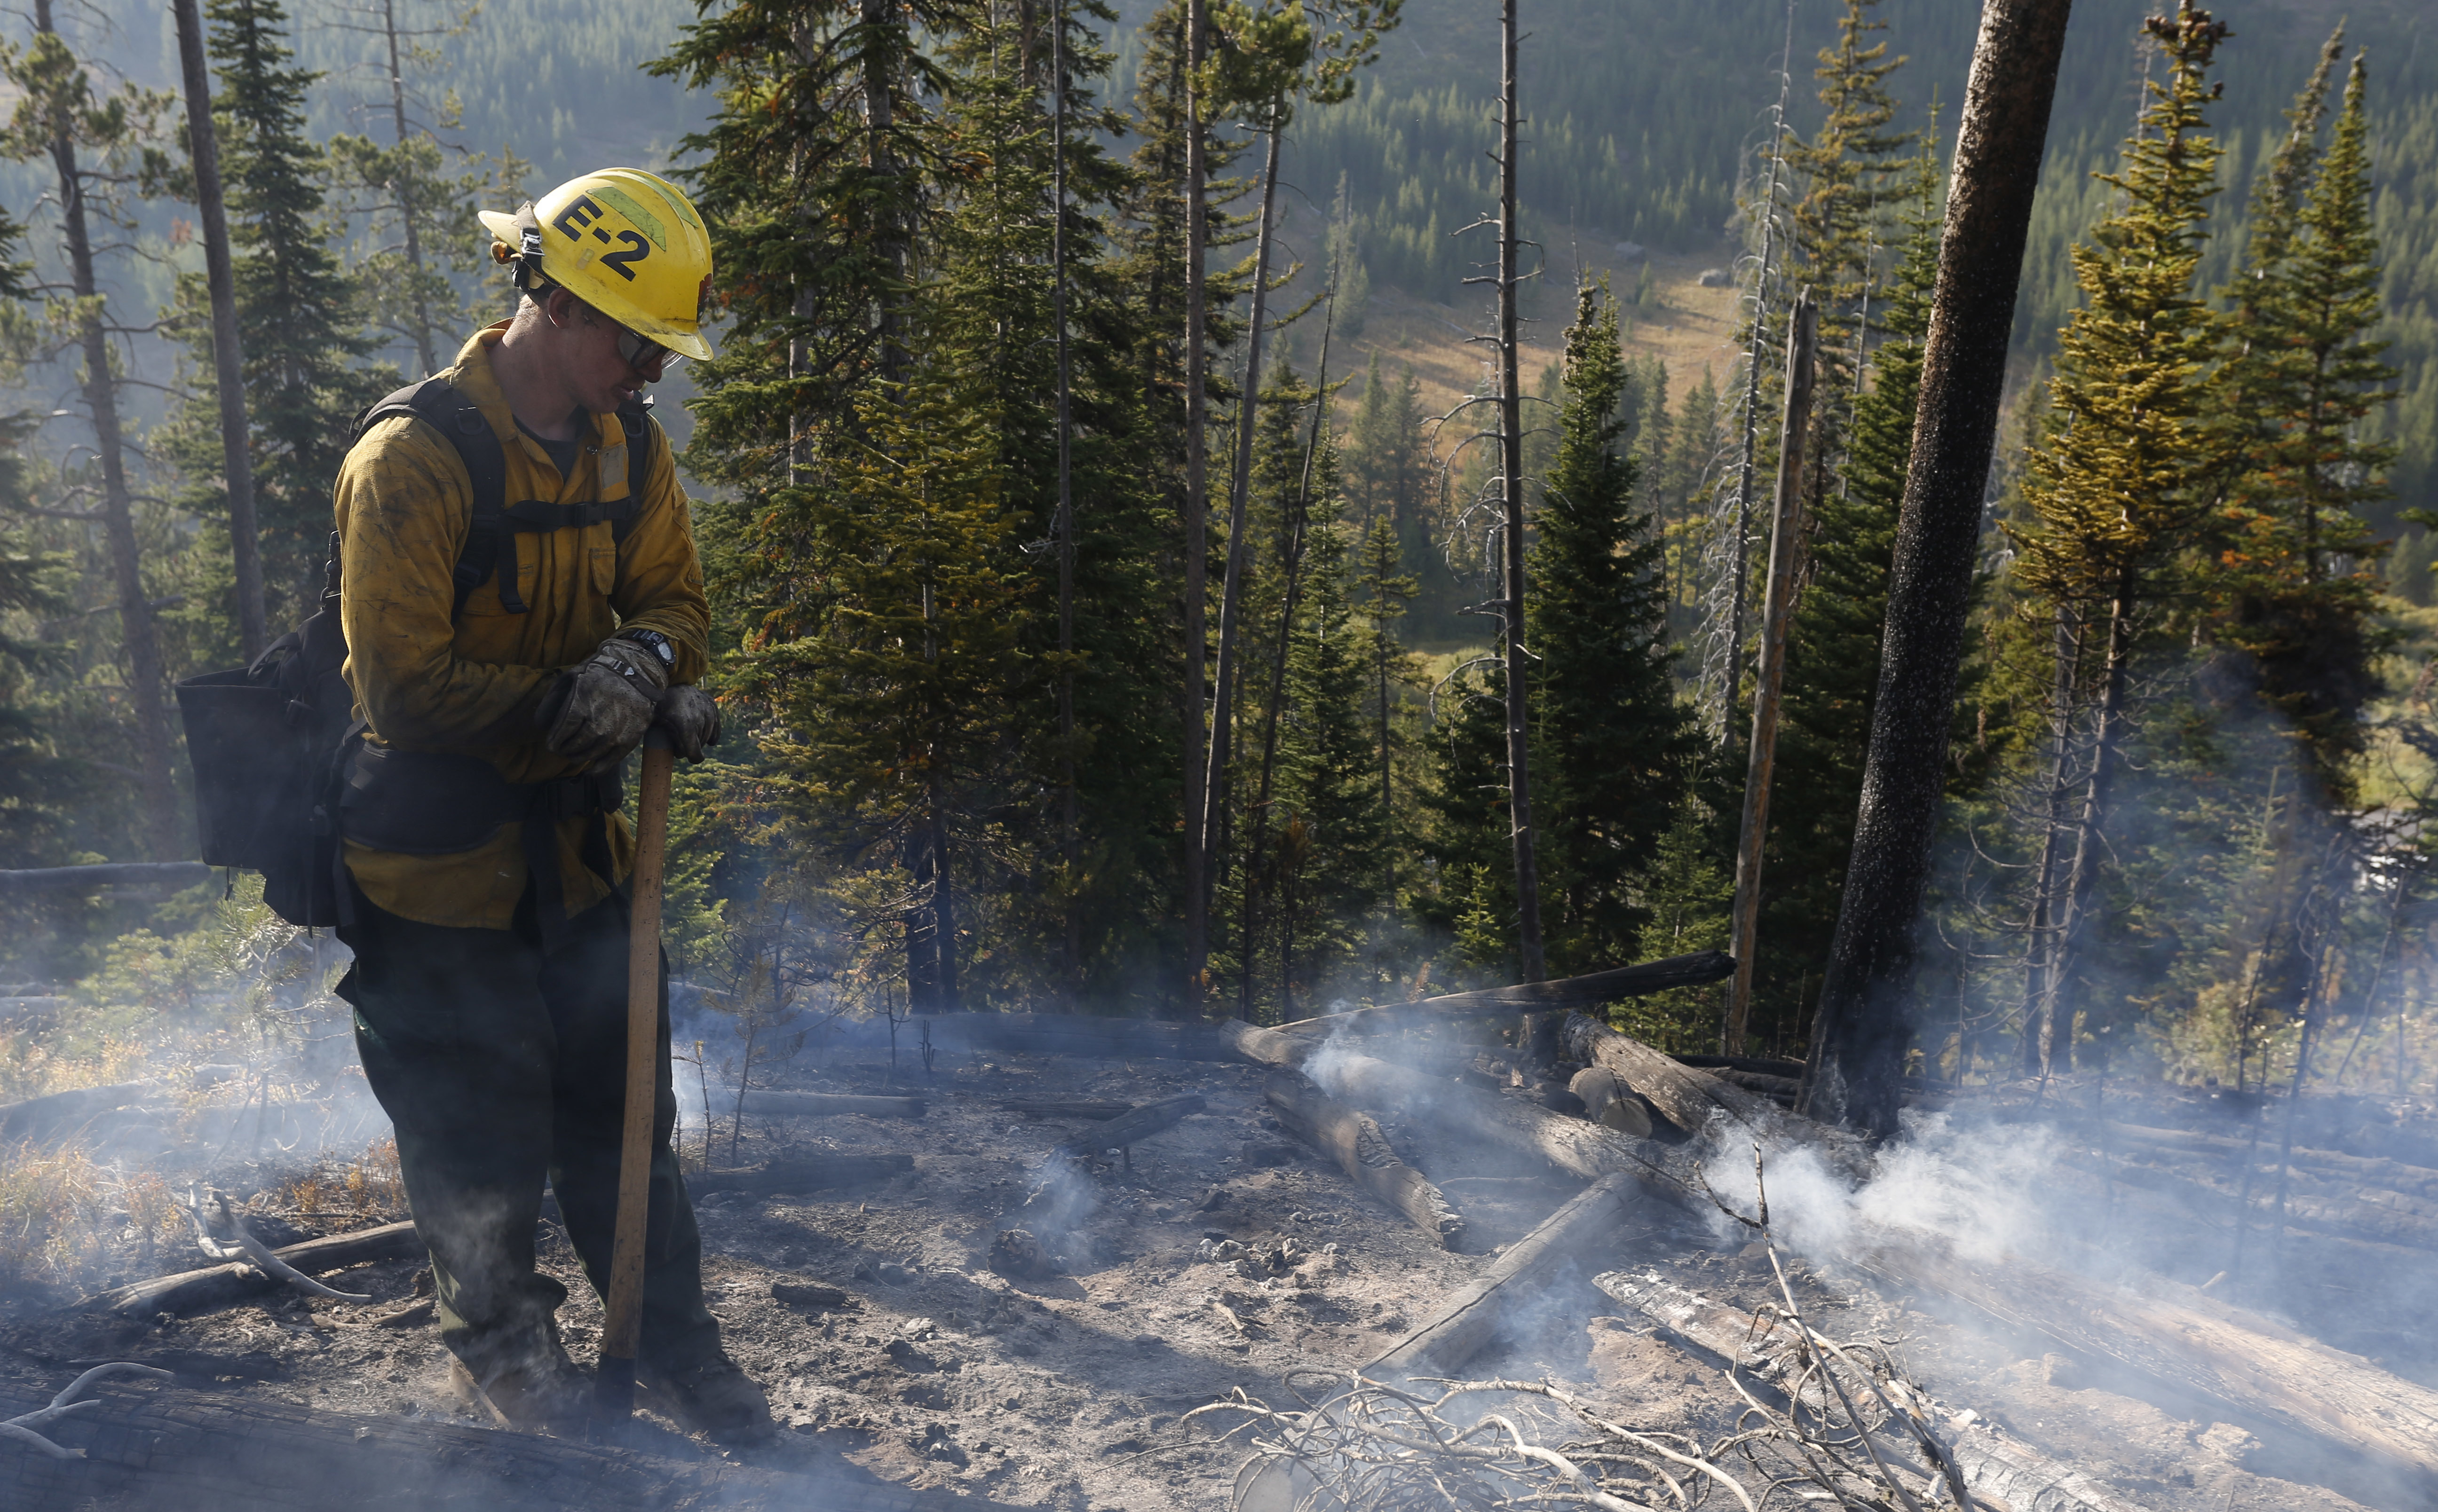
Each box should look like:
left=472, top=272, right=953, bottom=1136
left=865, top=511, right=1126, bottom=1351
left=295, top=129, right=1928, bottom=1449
left=2212, top=49, right=2396, bottom=803
left=2010, top=0, right=2231, bottom=1055
left=1530, top=283, right=1696, bottom=972
left=1273, top=517, right=1378, bottom=1010
left=166, top=0, right=391, bottom=623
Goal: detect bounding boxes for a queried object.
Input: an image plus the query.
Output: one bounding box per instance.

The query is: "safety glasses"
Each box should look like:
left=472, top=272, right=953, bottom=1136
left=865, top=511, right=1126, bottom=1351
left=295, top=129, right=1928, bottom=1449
left=615, top=325, right=683, bottom=375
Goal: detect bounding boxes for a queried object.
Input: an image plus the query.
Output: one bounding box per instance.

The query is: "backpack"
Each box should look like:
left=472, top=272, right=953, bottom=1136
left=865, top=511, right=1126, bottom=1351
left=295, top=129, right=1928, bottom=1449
left=174, top=377, right=657, bottom=929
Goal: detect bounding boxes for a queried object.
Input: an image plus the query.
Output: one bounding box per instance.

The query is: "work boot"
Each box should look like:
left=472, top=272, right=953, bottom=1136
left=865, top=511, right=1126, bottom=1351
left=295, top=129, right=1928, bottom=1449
left=639, top=1351, right=775, bottom=1444
left=443, top=1309, right=590, bottom=1435
left=446, top=1353, right=591, bottom=1436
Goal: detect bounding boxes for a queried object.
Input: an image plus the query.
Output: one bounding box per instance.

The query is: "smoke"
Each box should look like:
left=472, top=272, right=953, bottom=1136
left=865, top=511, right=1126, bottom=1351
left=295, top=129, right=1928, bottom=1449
left=1688, top=1107, right=2073, bottom=1269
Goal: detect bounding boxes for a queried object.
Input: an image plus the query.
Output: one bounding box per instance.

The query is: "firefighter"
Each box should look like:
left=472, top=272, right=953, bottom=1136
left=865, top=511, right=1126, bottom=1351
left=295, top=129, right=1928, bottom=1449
left=329, top=167, right=768, bottom=1441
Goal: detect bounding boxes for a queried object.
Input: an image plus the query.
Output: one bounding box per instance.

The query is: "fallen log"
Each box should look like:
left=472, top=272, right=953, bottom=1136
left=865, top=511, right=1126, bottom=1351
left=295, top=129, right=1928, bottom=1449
left=0, top=861, right=214, bottom=897
left=734, top=1090, right=926, bottom=1118
left=1561, top=1012, right=1868, bottom=1176
left=1594, top=1268, right=2156, bottom=1512
left=997, top=1098, right=1130, bottom=1119
left=2090, top=1118, right=2438, bottom=1205
left=1365, top=1173, right=1639, bottom=1377
left=2058, top=1142, right=2438, bottom=1257
left=1264, top=1072, right=1464, bottom=1248
left=0, top=1378, right=991, bottom=1512
left=1851, top=1225, right=2438, bottom=1500
left=1274, top=951, right=1735, bottom=1037
left=86, top=1220, right=423, bottom=1317
left=689, top=1154, right=914, bottom=1195
left=1054, top=1093, right=1203, bottom=1156
left=820, top=1012, right=1241, bottom=1062
left=1567, top=1067, right=1654, bottom=1137
left=1, top=1082, right=156, bottom=1142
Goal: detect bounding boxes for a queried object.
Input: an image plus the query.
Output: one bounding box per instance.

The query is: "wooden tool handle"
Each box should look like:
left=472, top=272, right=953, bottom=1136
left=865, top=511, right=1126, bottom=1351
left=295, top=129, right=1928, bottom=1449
left=594, top=729, right=673, bottom=1432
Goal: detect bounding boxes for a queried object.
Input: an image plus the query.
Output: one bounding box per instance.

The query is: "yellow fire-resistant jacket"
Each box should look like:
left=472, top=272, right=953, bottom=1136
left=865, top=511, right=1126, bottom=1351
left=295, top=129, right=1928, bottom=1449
left=332, top=323, right=709, bottom=929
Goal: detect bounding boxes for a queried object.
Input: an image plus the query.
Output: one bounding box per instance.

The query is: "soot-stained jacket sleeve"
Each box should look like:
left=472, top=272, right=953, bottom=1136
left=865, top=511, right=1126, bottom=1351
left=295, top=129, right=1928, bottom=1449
left=336, top=417, right=553, bottom=748
left=609, top=417, right=710, bottom=685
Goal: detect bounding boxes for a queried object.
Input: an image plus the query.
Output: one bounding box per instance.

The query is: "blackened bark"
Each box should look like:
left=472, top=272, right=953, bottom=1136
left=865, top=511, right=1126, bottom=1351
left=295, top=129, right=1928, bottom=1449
left=1181, top=0, right=1211, bottom=1005
left=1801, top=0, right=2075, bottom=1139
left=1496, top=0, right=1545, bottom=990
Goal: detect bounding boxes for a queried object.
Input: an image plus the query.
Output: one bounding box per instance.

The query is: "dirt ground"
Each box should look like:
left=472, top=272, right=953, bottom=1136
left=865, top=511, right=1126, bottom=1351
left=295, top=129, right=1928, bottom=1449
left=0, top=1046, right=2412, bottom=1510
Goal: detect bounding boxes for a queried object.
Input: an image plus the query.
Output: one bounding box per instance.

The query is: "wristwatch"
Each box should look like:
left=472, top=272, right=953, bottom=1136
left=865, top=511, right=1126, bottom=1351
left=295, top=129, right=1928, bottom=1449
left=619, top=628, right=677, bottom=669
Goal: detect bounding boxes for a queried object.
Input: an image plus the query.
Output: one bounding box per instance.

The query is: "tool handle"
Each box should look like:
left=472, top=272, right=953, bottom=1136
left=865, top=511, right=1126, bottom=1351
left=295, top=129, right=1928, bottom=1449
left=594, top=739, right=673, bottom=1436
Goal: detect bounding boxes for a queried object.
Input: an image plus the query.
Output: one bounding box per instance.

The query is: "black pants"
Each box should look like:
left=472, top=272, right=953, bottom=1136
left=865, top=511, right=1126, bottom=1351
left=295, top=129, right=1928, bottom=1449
left=336, top=889, right=719, bottom=1380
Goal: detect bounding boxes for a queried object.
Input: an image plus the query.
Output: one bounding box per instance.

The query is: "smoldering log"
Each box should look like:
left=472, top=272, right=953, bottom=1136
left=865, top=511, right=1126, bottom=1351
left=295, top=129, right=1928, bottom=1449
left=1365, top=1173, right=1640, bottom=1377
left=2055, top=1141, right=2438, bottom=1256
left=1263, top=1072, right=1464, bottom=1247
left=1272, top=951, right=1735, bottom=1037
left=688, top=1154, right=914, bottom=1195
left=1567, top=1067, right=1653, bottom=1137
left=1562, top=1011, right=1870, bottom=1178
left=1595, top=1268, right=2157, bottom=1512
left=86, top=1220, right=423, bottom=1317
left=1851, top=1225, right=2438, bottom=1496
left=0, top=1378, right=994, bottom=1512
left=2086, top=1118, right=2438, bottom=1205
left=734, top=1090, right=926, bottom=1118
left=1223, top=1019, right=1696, bottom=1192
left=1053, top=1093, right=1203, bottom=1156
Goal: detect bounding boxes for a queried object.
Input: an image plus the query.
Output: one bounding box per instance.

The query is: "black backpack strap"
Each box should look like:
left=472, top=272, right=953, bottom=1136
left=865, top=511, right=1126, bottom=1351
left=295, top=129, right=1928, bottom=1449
left=612, top=397, right=657, bottom=548
left=350, top=378, right=657, bottom=619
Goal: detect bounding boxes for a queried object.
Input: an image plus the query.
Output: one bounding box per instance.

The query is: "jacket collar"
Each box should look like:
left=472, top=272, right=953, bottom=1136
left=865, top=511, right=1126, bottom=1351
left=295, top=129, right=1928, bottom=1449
left=448, top=323, right=619, bottom=468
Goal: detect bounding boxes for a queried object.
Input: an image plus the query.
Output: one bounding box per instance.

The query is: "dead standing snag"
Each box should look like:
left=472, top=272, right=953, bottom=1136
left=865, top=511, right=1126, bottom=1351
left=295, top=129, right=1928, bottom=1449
left=1804, top=0, right=2076, bottom=1140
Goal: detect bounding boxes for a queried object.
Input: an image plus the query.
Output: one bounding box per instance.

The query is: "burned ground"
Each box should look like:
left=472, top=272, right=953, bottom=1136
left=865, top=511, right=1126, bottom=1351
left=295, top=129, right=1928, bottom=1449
left=4, top=1035, right=2426, bottom=1511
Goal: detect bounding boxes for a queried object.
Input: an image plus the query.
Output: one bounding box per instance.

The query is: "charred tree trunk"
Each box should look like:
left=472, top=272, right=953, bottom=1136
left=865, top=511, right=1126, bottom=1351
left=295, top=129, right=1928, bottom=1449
left=172, top=0, right=265, bottom=659
left=1801, top=0, right=2074, bottom=1140
left=1723, top=7, right=1795, bottom=754
left=1051, top=0, right=1078, bottom=1003
left=1181, top=0, right=1211, bottom=1006
left=40, top=0, right=178, bottom=859
left=1725, top=295, right=1818, bottom=1053
left=1495, top=0, right=1545, bottom=996
left=1203, top=109, right=1286, bottom=928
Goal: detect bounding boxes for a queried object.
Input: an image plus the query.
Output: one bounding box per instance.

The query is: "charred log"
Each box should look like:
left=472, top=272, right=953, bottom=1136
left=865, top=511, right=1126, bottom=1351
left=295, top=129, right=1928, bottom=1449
left=84, top=1220, right=423, bottom=1317
left=1264, top=1072, right=1464, bottom=1247
left=1273, top=952, right=1735, bottom=1037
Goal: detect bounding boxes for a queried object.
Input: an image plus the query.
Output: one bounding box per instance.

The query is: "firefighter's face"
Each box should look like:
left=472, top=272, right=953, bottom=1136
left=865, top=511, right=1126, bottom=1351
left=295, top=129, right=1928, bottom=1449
left=543, top=287, right=669, bottom=414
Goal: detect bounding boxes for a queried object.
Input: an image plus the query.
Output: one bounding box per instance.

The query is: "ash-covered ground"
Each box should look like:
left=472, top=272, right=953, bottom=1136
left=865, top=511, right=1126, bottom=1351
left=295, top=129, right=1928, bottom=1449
left=2, top=1041, right=2406, bottom=1510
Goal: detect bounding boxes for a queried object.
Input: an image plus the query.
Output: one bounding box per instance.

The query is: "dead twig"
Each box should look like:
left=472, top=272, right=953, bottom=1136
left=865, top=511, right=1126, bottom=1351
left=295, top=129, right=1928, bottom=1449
left=0, top=1362, right=174, bottom=1458
left=185, top=1187, right=373, bottom=1306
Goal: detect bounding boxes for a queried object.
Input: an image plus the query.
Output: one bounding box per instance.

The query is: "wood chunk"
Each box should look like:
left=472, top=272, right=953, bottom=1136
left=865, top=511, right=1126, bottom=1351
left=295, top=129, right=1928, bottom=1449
left=690, top=1155, right=914, bottom=1195
left=1562, top=1011, right=1868, bottom=1176
left=770, top=1281, right=853, bottom=1310
left=1567, top=1067, right=1653, bottom=1138
left=85, top=1220, right=424, bottom=1317
left=1053, top=1094, right=1204, bottom=1155
left=1365, top=1173, right=1640, bottom=1377
left=0, top=1379, right=995, bottom=1511
left=735, top=1090, right=926, bottom=1119
left=1273, top=951, right=1735, bottom=1036
left=1265, top=1072, right=1465, bottom=1248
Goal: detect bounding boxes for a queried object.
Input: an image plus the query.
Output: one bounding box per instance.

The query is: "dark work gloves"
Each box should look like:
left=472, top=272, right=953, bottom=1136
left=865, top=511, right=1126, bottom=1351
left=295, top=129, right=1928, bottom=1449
left=536, top=638, right=667, bottom=768
left=655, top=684, right=722, bottom=763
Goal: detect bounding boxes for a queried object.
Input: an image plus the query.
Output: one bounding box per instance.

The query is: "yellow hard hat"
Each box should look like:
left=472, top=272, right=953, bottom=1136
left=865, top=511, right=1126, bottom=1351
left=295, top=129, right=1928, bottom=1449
left=481, top=167, right=715, bottom=362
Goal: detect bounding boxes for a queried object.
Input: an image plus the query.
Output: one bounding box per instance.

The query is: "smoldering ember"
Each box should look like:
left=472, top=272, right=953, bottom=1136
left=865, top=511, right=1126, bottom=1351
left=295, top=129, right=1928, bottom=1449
left=7, top=0, right=2438, bottom=1508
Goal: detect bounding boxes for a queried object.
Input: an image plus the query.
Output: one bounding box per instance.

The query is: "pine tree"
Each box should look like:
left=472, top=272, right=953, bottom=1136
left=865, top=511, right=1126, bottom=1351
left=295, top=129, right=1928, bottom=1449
left=1354, top=516, right=1417, bottom=898
left=2213, top=49, right=2397, bottom=803
left=167, top=0, right=391, bottom=622
left=2010, top=0, right=2231, bottom=1055
left=1530, top=283, right=1696, bottom=972
left=1274, top=517, right=1378, bottom=1010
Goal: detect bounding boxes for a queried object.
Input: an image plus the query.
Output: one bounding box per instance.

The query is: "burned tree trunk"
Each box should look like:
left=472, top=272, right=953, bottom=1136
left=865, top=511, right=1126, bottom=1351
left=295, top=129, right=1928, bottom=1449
left=1265, top=1072, right=1464, bottom=1246
left=1804, top=0, right=2075, bottom=1140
